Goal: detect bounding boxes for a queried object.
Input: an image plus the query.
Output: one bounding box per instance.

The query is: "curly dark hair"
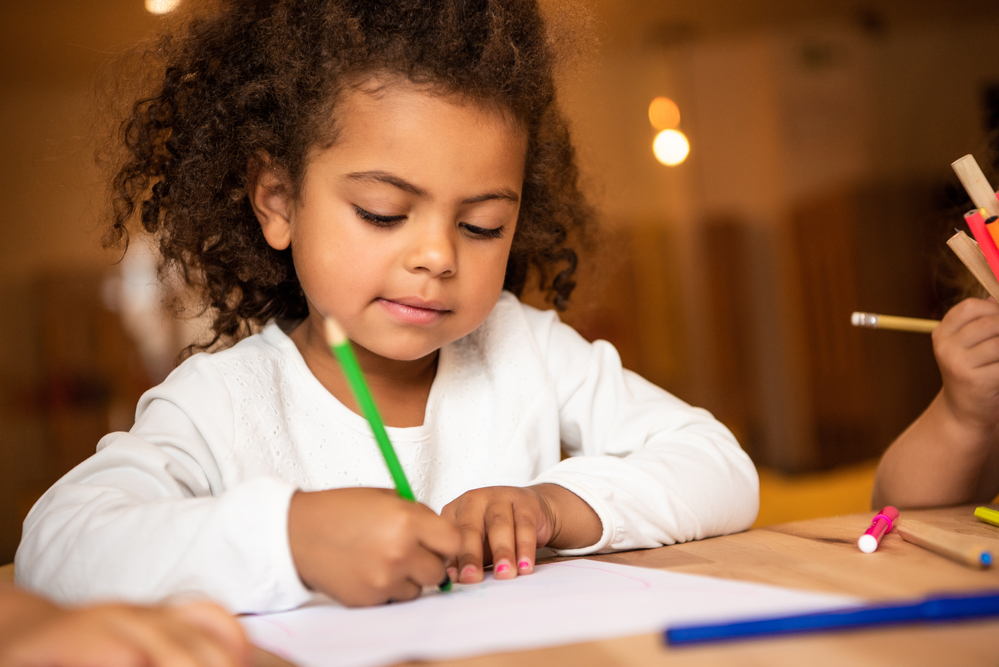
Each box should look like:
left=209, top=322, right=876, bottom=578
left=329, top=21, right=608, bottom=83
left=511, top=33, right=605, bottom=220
left=105, top=0, right=596, bottom=349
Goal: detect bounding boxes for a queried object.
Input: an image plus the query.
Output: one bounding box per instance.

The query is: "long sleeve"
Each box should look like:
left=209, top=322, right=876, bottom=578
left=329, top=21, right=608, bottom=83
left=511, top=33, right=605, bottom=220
left=15, top=299, right=758, bottom=611
left=15, top=355, right=312, bottom=613
left=524, top=306, right=759, bottom=555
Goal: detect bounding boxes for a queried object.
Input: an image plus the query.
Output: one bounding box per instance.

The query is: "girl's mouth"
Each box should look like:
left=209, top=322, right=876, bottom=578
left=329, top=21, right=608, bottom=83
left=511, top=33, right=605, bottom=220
left=377, top=297, right=449, bottom=325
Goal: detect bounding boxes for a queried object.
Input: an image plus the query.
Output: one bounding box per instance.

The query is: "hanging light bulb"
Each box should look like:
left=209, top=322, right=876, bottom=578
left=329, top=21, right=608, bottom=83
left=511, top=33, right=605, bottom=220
left=146, top=0, right=181, bottom=15
left=648, top=97, right=681, bottom=131
left=653, top=129, right=690, bottom=166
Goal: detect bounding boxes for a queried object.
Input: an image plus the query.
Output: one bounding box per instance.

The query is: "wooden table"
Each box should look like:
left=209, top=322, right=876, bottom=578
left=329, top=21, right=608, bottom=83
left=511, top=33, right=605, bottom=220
left=399, top=505, right=999, bottom=667
left=4, top=506, right=999, bottom=665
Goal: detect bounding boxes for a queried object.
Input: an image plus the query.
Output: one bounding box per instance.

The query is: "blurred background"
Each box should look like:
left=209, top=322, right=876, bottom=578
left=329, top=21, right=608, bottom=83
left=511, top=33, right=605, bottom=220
left=3, top=0, right=999, bottom=565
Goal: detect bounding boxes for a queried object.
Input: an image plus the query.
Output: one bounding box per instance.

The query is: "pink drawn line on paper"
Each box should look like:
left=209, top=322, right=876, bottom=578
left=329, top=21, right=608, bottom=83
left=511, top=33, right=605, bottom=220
left=557, top=561, right=654, bottom=589
left=249, top=615, right=297, bottom=638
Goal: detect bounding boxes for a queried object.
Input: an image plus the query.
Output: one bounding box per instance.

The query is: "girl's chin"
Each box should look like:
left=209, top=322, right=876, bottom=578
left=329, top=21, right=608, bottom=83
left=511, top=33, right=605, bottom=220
left=356, top=340, right=442, bottom=364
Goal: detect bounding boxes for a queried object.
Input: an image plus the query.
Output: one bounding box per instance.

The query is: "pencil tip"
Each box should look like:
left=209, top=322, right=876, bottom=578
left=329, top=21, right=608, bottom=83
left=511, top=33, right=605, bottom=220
left=323, top=316, right=347, bottom=347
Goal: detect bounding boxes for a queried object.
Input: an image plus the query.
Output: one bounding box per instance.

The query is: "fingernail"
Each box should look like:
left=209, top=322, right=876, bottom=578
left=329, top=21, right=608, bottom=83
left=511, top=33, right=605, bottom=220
left=518, top=559, right=532, bottom=572
left=460, top=565, right=477, bottom=579
left=495, top=561, right=511, bottom=575
left=447, top=566, right=458, bottom=580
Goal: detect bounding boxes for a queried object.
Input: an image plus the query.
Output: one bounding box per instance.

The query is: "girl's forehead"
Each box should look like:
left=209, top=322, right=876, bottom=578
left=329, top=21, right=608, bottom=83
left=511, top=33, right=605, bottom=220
left=302, top=75, right=528, bottom=196
left=334, top=75, right=525, bottom=139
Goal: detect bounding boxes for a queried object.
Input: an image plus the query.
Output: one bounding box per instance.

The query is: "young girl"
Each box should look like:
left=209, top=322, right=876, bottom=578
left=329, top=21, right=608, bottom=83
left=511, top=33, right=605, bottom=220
left=873, top=297, right=999, bottom=508
left=16, top=0, right=758, bottom=613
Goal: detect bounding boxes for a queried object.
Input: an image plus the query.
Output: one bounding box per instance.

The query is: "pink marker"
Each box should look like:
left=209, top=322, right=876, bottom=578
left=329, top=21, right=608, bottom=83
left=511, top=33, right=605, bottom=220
left=965, top=208, right=999, bottom=282
left=858, top=506, right=899, bottom=553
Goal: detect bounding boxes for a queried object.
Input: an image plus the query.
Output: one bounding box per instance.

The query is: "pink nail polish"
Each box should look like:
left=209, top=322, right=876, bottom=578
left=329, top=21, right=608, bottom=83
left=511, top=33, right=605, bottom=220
left=495, top=562, right=511, bottom=575
left=460, top=565, right=477, bottom=578
left=518, top=559, right=531, bottom=571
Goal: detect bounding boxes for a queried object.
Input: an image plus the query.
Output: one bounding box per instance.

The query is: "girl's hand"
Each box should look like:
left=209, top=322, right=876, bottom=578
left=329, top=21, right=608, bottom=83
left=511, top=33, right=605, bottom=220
left=288, top=488, right=460, bottom=607
left=440, top=484, right=602, bottom=584
left=871, top=298, right=999, bottom=508
left=933, top=297, right=999, bottom=432
left=0, top=592, right=249, bottom=667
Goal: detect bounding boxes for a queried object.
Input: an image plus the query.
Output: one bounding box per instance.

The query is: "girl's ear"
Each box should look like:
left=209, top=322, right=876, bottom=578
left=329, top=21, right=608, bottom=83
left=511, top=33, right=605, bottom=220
left=248, top=159, right=293, bottom=251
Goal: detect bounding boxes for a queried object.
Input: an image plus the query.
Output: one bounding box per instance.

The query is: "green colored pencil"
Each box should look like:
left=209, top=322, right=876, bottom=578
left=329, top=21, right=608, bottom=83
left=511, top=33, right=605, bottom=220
left=323, top=316, right=415, bottom=500
left=322, top=316, right=451, bottom=591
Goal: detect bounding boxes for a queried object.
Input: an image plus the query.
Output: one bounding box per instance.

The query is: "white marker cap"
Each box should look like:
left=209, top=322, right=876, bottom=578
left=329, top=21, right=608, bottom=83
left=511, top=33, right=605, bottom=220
left=858, top=534, right=879, bottom=554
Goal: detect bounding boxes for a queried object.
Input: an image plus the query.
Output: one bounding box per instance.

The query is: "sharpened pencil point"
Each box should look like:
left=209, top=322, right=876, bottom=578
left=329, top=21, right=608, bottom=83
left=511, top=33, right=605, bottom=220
left=323, top=315, right=348, bottom=347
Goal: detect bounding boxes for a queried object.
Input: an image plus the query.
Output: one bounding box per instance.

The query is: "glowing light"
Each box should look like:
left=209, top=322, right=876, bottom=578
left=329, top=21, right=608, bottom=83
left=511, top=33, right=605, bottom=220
left=145, top=0, right=181, bottom=14
left=648, top=97, right=681, bottom=130
left=653, top=129, right=690, bottom=166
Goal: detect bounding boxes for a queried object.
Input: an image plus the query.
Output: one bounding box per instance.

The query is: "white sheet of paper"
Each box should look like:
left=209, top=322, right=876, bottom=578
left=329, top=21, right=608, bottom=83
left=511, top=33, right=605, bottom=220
left=241, top=559, right=858, bottom=667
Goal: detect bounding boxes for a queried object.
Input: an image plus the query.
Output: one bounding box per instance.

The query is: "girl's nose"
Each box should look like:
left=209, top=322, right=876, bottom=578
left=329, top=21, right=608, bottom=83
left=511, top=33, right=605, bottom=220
left=404, top=223, right=457, bottom=278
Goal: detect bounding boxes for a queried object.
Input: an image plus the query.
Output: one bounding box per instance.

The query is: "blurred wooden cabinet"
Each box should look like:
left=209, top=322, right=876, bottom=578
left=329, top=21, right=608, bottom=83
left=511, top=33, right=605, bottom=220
left=551, top=180, right=945, bottom=474
left=695, top=181, right=943, bottom=472
left=35, top=271, right=152, bottom=477
left=0, top=269, right=155, bottom=563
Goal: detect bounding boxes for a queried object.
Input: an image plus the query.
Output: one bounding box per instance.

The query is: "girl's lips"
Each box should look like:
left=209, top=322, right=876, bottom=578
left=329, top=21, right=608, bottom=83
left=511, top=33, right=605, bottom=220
left=377, top=298, right=449, bottom=325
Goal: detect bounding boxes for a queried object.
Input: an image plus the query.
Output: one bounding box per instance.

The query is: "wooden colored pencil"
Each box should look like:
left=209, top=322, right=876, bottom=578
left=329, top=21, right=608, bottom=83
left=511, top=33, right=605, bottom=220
left=850, top=312, right=938, bottom=334
left=322, top=315, right=451, bottom=592
left=952, top=155, right=999, bottom=219
left=896, top=519, right=993, bottom=569
left=324, top=316, right=415, bottom=501
left=947, top=230, right=999, bottom=302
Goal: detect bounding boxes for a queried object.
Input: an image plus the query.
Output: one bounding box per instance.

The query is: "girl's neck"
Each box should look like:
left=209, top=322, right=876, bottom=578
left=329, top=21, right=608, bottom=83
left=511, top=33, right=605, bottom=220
left=289, top=317, right=439, bottom=428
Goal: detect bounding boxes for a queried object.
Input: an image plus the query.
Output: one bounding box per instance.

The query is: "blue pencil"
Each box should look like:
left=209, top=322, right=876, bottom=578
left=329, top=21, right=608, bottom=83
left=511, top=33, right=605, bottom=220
left=664, top=591, right=999, bottom=646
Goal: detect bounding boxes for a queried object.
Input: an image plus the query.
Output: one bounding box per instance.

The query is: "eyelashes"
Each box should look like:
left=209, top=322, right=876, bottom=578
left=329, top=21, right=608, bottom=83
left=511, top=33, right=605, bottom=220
left=353, top=206, right=405, bottom=226
left=353, top=206, right=504, bottom=239
left=459, top=222, right=504, bottom=239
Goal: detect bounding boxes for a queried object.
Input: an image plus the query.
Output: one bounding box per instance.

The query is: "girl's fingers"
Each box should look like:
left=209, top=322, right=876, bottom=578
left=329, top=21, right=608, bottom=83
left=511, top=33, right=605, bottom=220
left=952, top=314, right=999, bottom=351
left=405, top=546, right=451, bottom=589
left=514, top=509, right=540, bottom=575
left=163, top=627, right=244, bottom=667
left=444, top=559, right=458, bottom=583
left=413, top=505, right=461, bottom=561
left=387, top=578, right=423, bottom=603
left=941, top=298, right=999, bottom=333
left=483, top=503, right=517, bottom=579
left=962, top=337, right=999, bottom=370
left=443, top=487, right=550, bottom=583
left=454, top=515, right=486, bottom=583
left=169, top=602, right=249, bottom=667
left=113, top=606, right=250, bottom=667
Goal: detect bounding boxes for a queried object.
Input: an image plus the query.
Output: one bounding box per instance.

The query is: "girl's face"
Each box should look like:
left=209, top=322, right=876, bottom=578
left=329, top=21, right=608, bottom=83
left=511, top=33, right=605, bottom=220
left=253, top=78, right=527, bottom=363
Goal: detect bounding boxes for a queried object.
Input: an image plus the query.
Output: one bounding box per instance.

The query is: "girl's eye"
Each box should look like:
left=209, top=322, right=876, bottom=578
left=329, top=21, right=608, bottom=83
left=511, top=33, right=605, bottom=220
left=354, top=206, right=406, bottom=227
left=460, top=222, right=505, bottom=239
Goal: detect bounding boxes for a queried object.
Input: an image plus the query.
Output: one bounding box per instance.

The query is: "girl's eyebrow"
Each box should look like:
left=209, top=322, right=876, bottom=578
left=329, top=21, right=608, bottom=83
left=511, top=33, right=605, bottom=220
left=343, top=170, right=520, bottom=204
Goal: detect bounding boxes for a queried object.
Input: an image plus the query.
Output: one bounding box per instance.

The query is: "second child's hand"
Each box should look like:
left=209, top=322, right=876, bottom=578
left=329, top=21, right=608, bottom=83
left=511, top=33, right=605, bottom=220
left=440, top=484, right=602, bottom=584
left=288, top=488, right=460, bottom=607
left=933, top=297, right=999, bottom=431
left=872, top=297, right=999, bottom=508
left=0, top=589, right=250, bottom=667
